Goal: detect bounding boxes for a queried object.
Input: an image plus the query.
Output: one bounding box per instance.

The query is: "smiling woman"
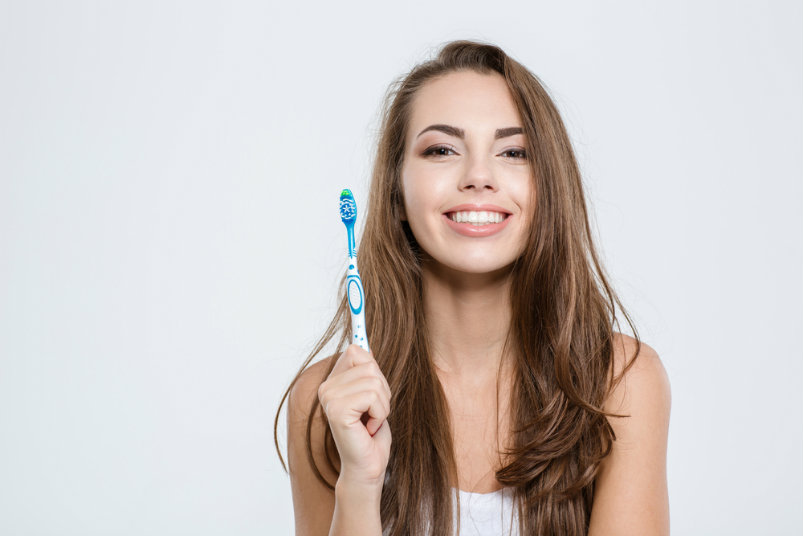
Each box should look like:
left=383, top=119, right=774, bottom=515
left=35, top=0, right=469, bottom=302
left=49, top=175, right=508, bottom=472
left=401, top=70, right=533, bottom=276
left=274, top=40, right=670, bottom=536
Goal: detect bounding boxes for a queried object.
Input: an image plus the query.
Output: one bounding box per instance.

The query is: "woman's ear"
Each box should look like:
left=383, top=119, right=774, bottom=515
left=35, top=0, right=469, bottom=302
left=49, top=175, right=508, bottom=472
left=399, top=204, right=407, bottom=221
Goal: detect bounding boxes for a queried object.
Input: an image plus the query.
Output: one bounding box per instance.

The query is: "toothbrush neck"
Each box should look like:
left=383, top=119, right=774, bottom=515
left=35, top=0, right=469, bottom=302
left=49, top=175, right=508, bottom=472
left=348, top=226, right=356, bottom=258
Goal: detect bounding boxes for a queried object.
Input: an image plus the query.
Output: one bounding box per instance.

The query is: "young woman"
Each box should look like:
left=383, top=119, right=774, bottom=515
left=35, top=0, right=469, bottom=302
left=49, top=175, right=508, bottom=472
left=275, top=40, right=671, bottom=536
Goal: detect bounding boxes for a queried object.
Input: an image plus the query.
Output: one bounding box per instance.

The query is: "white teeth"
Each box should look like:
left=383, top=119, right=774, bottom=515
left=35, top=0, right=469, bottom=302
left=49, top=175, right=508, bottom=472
left=449, top=211, right=507, bottom=225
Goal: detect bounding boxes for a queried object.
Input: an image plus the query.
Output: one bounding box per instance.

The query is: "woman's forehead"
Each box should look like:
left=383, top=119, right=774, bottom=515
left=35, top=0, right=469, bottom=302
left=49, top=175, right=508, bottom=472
left=406, top=71, right=522, bottom=140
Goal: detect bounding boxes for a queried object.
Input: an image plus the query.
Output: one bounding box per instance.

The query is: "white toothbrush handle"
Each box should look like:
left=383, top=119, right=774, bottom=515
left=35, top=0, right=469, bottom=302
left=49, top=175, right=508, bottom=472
left=346, top=258, right=370, bottom=352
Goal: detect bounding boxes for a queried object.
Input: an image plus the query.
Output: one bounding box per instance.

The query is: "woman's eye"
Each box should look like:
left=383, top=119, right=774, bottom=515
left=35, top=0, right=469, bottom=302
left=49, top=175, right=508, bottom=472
left=422, top=145, right=457, bottom=157
left=500, top=148, right=527, bottom=159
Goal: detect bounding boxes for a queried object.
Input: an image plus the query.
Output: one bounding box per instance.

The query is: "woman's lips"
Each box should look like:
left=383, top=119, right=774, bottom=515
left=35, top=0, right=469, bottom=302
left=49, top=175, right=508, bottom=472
left=442, top=212, right=512, bottom=237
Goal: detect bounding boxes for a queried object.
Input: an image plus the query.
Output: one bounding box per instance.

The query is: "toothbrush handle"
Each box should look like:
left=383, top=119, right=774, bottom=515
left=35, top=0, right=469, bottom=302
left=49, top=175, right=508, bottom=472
left=346, top=259, right=370, bottom=352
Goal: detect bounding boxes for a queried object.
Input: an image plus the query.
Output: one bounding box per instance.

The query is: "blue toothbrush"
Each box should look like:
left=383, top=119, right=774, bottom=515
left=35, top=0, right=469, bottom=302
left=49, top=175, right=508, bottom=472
left=339, top=189, right=370, bottom=352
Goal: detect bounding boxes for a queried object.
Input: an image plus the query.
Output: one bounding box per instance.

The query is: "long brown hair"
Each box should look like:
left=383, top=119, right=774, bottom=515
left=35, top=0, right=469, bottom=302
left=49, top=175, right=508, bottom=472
left=275, top=40, right=640, bottom=535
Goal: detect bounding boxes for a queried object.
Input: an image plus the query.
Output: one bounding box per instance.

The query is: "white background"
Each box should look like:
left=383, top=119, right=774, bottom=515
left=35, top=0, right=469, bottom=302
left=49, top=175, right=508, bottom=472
left=1, top=1, right=800, bottom=534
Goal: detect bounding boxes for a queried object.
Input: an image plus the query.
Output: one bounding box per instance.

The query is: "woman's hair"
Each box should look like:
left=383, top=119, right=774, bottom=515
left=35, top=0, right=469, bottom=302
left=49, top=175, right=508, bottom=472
left=275, top=40, right=640, bottom=535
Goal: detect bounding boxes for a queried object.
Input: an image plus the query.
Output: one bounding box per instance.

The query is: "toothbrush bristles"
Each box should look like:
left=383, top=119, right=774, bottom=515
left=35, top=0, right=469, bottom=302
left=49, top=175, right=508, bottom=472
left=340, top=197, right=357, bottom=222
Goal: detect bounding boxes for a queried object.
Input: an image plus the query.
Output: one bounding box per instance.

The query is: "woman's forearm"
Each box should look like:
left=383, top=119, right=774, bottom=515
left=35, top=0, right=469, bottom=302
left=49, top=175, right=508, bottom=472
left=329, top=479, right=383, bottom=536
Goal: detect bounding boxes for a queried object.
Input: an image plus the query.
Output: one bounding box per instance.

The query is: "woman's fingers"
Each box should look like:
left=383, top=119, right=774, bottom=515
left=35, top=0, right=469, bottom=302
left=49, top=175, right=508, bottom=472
left=319, top=376, right=390, bottom=429
left=321, top=361, right=391, bottom=401
left=364, top=416, right=384, bottom=437
left=331, top=345, right=391, bottom=398
left=316, top=344, right=393, bottom=482
left=329, top=344, right=375, bottom=376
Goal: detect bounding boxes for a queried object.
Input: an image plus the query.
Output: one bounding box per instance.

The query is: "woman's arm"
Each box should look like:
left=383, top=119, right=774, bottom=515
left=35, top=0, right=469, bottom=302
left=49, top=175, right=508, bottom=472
left=287, top=358, right=337, bottom=535
left=588, top=334, right=672, bottom=536
left=287, top=347, right=391, bottom=536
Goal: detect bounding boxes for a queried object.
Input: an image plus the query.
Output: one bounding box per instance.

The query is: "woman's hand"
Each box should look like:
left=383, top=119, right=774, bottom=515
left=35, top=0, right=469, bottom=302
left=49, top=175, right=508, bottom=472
left=317, top=344, right=392, bottom=489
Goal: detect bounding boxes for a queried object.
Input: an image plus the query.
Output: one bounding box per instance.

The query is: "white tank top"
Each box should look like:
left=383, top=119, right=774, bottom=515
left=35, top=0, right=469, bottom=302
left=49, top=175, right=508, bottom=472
left=381, top=486, right=519, bottom=535
left=453, top=487, right=518, bottom=535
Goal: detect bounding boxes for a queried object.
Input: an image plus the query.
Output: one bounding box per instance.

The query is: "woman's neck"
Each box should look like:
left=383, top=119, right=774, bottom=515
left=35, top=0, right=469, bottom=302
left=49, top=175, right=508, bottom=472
left=421, top=261, right=514, bottom=382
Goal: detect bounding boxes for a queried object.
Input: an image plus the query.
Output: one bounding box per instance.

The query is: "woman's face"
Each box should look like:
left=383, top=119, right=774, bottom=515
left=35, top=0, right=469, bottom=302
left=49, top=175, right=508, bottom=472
left=400, top=70, right=534, bottom=277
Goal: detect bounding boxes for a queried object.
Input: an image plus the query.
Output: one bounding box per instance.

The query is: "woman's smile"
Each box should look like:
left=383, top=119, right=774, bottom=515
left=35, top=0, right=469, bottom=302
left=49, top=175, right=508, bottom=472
left=442, top=204, right=513, bottom=237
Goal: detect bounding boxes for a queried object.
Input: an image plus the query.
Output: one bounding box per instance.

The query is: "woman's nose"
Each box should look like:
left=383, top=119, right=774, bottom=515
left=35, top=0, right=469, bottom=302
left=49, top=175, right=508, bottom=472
left=458, top=154, right=498, bottom=192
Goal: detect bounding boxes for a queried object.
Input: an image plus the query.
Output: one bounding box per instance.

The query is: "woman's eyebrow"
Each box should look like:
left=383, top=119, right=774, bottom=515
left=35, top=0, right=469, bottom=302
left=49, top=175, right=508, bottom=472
left=416, top=124, right=523, bottom=139
left=494, top=127, right=523, bottom=139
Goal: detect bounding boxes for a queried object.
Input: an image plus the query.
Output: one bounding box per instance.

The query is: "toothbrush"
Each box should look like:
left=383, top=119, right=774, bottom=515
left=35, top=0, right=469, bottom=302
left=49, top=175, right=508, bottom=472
left=339, top=189, right=370, bottom=352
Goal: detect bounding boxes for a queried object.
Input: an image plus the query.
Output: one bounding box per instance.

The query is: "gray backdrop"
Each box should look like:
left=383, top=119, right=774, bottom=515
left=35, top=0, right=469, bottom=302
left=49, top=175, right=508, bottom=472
left=1, top=0, right=801, bottom=534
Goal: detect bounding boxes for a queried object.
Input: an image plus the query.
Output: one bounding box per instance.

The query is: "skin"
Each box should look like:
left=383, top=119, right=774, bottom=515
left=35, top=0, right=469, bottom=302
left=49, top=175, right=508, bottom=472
left=400, top=70, right=532, bottom=494
left=287, top=71, right=671, bottom=535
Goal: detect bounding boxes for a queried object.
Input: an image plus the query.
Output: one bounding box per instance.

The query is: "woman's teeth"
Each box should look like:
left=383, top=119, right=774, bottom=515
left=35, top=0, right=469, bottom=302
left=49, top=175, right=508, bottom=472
left=448, top=211, right=507, bottom=225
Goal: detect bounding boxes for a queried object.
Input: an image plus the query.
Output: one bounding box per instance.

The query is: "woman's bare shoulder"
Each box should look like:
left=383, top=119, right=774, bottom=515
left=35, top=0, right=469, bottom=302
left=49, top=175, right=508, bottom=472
left=588, top=333, right=671, bottom=535
left=288, top=355, right=335, bottom=419
left=287, top=354, right=339, bottom=465
left=608, top=333, right=670, bottom=402
left=287, top=354, right=339, bottom=536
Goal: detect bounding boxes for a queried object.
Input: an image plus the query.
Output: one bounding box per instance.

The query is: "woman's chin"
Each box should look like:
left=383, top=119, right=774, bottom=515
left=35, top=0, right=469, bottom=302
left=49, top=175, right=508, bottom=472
left=422, top=257, right=516, bottom=281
